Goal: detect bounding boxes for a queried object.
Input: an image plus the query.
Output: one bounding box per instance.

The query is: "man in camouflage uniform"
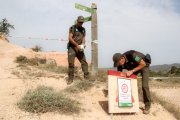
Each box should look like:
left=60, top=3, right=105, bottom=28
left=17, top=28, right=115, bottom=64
left=67, top=16, right=89, bottom=85
left=113, top=50, right=151, bottom=114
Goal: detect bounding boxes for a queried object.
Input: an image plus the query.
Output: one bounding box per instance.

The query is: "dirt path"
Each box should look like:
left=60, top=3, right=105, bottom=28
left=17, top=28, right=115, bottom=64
left=0, top=40, right=177, bottom=120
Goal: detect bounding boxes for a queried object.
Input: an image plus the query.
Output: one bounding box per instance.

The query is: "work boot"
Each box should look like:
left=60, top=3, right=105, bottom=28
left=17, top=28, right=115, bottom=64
left=84, top=73, right=89, bottom=80
left=143, top=107, right=150, bottom=114
left=84, top=76, right=89, bottom=80
left=67, top=77, right=73, bottom=85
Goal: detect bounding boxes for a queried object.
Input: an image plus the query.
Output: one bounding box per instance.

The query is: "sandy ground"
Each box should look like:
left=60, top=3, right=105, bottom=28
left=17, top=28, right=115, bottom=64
left=151, top=88, right=180, bottom=109
left=0, top=40, right=178, bottom=120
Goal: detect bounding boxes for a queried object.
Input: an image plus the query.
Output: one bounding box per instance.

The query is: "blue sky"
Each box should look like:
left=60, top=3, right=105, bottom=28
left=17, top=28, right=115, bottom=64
left=1, top=0, right=180, bottom=68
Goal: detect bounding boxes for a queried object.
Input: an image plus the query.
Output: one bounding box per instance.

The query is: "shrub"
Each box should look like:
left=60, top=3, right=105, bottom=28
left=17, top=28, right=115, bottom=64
left=16, top=55, right=28, bottom=64
left=17, top=86, right=81, bottom=114
left=15, top=56, right=67, bottom=74
left=64, top=80, right=94, bottom=94
left=15, top=56, right=46, bottom=66
left=27, top=58, right=39, bottom=66
left=97, top=69, right=107, bottom=82
left=31, top=45, right=42, bottom=52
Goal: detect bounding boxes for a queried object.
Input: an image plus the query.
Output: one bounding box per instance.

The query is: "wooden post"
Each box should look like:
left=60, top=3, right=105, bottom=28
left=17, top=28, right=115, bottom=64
left=91, top=3, right=98, bottom=79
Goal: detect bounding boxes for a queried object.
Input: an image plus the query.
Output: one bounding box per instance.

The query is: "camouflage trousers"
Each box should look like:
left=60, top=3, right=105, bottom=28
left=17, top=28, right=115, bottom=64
left=68, top=47, right=89, bottom=80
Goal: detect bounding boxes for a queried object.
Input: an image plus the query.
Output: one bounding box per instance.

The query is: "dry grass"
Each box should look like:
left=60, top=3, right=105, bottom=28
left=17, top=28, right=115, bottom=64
left=38, top=64, right=67, bottom=74
left=17, top=86, right=81, bottom=114
left=12, top=67, right=64, bottom=80
left=11, top=71, right=21, bottom=78
left=97, top=69, right=108, bottom=82
left=15, top=56, right=46, bottom=66
left=64, top=80, right=94, bottom=94
left=14, top=56, right=67, bottom=79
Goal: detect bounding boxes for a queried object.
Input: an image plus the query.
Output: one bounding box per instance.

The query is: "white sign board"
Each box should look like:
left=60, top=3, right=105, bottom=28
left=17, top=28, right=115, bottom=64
left=108, top=70, right=139, bottom=113
left=118, top=78, right=132, bottom=107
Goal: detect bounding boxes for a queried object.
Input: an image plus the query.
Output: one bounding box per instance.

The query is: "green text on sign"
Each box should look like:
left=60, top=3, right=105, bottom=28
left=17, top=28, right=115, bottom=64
left=75, top=3, right=95, bottom=13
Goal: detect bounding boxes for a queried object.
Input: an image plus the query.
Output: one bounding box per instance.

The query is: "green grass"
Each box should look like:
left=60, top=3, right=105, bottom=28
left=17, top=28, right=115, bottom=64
left=17, top=86, right=81, bottom=114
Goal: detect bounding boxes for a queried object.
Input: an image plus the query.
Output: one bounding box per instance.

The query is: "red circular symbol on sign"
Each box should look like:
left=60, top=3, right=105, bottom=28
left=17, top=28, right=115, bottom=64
left=121, top=84, right=128, bottom=93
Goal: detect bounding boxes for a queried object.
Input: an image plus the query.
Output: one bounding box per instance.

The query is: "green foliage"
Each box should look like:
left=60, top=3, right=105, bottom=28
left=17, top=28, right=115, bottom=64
left=150, top=66, right=180, bottom=77
left=17, top=86, right=81, bottom=114
left=168, top=66, right=180, bottom=77
left=177, top=69, right=180, bottom=75
left=0, top=18, right=14, bottom=35
left=170, top=66, right=178, bottom=74
left=149, top=70, right=164, bottom=77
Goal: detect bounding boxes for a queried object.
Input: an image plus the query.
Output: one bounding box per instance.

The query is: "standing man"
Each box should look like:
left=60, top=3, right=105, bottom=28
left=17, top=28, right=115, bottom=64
left=112, top=50, right=151, bottom=114
left=67, top=16, right=89, bottom=85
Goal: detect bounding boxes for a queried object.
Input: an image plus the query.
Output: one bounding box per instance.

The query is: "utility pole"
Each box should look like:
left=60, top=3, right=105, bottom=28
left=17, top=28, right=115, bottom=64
left=91, top=3, right=98, bottom=78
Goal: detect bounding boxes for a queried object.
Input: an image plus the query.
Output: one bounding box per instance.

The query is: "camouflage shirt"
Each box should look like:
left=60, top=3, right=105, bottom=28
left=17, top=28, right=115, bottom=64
left=68, top=25, right=86, bottom=47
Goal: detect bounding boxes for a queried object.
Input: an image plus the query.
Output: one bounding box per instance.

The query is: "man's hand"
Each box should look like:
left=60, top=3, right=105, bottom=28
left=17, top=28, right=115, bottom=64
left=126, top=70, right=133, bottom=77
left=82, top=43, right=86, bottom=48
left=74, top=45, right=81, bottom=52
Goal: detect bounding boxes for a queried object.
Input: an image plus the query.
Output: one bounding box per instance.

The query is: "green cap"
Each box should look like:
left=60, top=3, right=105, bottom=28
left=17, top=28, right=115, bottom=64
left=113, top=53, right=122, bottom=67
left=77, top=16, right=84, bottom=23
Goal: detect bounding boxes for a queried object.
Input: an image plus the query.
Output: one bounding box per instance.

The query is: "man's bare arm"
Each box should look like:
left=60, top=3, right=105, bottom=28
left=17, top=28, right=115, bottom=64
left=68, top=33, right=80, bottom=51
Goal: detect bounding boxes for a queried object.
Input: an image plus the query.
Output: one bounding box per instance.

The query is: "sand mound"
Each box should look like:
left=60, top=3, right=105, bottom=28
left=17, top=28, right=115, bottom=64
left=0, top=39, right=81, bottom=67
left=0, top=40, right=34, bottom=58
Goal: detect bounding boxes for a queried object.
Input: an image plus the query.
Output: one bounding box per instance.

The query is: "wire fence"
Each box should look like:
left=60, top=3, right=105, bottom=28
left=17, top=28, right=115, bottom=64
left=7, top=36, right=92, bottom=42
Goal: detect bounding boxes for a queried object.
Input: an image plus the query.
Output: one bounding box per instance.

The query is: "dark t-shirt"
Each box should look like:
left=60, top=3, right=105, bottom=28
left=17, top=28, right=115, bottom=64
left=117, top=50, right=146, bottom=71
left=68, top=25, right=86, bottom=47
